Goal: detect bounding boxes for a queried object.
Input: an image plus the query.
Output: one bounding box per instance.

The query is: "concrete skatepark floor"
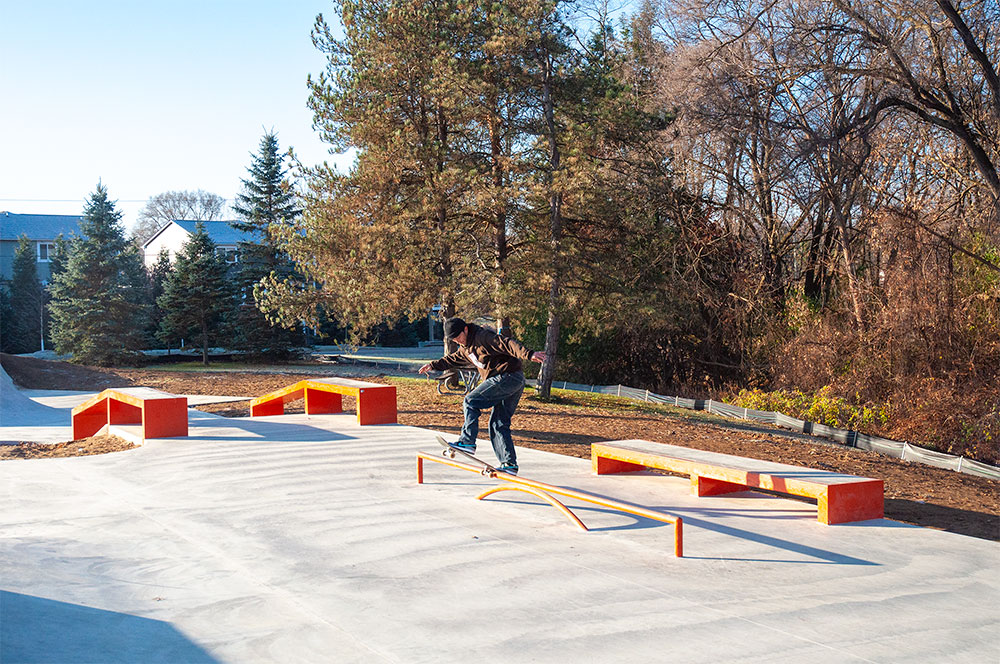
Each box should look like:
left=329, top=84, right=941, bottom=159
left=1, top=408, right=998, bottom=663
left=2, top=353, right=997, bottom=541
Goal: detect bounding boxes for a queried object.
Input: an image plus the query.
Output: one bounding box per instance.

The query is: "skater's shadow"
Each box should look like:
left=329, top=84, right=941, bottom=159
left=481, top=496, right=876, bottom=566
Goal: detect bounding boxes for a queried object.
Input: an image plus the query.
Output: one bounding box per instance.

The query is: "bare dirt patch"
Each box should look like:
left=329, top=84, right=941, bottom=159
left=0, top=434, right=135, bottom=460
left=3, top=353, right=997, bottom=540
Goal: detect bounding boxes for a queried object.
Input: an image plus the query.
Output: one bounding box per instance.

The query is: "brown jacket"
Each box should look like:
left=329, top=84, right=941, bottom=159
left=429, top=324, right=535, bottom=380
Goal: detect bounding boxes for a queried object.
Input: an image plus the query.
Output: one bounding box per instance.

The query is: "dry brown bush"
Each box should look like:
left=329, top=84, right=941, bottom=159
left=771, top=211, right=1000, bottom=463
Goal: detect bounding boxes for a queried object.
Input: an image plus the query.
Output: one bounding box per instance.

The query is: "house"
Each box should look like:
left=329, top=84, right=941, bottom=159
left=142, top=220, right=254, bottom=268
left=0, top=212, right=82, bottom=283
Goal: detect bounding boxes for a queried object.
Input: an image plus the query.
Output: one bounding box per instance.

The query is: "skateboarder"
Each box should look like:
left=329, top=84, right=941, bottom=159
left=419, top=317, right=546, bottom=475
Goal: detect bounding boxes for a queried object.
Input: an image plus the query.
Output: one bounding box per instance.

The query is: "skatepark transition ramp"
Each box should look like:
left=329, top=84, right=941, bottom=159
left=0, top=366, right=66, bottom=429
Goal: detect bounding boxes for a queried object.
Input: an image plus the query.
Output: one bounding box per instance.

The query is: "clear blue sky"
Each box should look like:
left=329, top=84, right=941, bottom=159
left=1, top=1, right=349, bottom=230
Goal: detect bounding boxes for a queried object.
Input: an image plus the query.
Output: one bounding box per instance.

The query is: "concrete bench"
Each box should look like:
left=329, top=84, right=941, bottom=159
left=72, top=388, right=188, bottom=441
left=250, top=377, right=397, bottom=425
left=592, top=440, right=883, bottom=525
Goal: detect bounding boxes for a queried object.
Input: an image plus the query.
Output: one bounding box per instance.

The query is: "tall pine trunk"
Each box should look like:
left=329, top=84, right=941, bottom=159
left=201, top=314, right=209, bottom=366
left=491, top=107, right=510, bottom=329
left=434, top=98, right=460, bottom=364
left=537, top=47, right=562, bottom=399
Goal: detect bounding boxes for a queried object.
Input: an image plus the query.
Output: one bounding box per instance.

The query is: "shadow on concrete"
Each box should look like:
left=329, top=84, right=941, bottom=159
left=518, top=429, right=609, bottom=446
left=184, top=412, right=360, bottom=443
left=0, top=590, right=220, bottom=663
left=485, top=495, right=810, bottom=527
left=476, top=494, right=875, bottom=565
left=476, top=490, right=876, bottom=565
left=482, top=496, right=669, bottom=533
left=883, top=498, right=1000, bottom=542
left=661, top=510, right=878, bottom=565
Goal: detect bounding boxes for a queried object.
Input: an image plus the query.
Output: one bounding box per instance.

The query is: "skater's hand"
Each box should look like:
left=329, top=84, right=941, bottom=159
left=531, top=351, right=546, bottom=363
left=418, top=363, right=433, bottom=375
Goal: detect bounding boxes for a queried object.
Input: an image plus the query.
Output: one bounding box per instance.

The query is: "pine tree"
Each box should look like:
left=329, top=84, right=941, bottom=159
left=43, top=234, right=71, bottom=348
left=232, top=132, right=301, bottom=234
left=49, top=183, right=149, bottom=366
left=255, top=1, right=497, bottom=344
left=0, top=282, right=12, bottom=353
left=229, top=131, right=303, bottom=359
left=523, top=13, right=707, bottom=393
left=8, top=235, right=44, bottom=353
left=451, top=0, right=552, bottom=329
left=147, top=248, right=174, bottom=350
left=157, top=224, right=234, bottom=365
left=46, top=234, right=71, bottom=282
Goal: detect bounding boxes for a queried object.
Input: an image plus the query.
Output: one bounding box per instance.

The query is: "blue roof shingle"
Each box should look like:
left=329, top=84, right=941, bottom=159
left=0, top=212, right=83, bottom=241
left=168, top=220, right=256, bottom=246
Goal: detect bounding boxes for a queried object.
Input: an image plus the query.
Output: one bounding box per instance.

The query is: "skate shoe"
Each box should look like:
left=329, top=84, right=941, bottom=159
left=448, top=440, right=476, bottom=454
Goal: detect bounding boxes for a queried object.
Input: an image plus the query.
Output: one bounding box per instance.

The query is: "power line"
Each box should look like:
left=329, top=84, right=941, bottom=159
left=0, top=198, right=147, bottom=203
left=0, top=198, right=237, bottom=203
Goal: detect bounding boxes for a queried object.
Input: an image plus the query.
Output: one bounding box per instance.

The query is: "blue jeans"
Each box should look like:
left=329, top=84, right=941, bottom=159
left=457, top=371, right=524, bottom=466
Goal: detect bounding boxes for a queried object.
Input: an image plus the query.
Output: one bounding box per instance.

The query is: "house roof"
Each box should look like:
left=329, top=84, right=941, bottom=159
left=143, top=219, right=257, bottom=248
left=0, top=212, right=83, bottom=241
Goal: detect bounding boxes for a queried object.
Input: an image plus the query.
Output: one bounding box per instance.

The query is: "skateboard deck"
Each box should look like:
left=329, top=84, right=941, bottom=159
left=436, top=435, right=502, bottom=476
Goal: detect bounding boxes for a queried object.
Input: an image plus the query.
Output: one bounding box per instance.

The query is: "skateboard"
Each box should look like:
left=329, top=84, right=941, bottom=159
left=436, top=435, right=501, bottom=476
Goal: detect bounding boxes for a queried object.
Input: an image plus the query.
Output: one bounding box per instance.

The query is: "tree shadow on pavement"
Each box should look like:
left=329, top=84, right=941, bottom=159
left=883, top=498, right=1000, bottom=541
left=0, top=590, right=220, bottom=663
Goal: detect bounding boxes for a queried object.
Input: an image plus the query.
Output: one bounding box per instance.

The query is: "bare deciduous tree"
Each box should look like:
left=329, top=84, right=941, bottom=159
left=825, top=0, right=1000, bottom=197
left=133, top=189, right=226, bottom=246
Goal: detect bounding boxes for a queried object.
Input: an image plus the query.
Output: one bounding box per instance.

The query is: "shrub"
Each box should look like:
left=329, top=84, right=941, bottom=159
left=731, top=386, right=891, bottom=430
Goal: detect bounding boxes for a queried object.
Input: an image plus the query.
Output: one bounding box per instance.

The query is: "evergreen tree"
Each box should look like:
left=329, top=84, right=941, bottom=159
left=46, top=234, right=71, bottom=282
left=0, top=281, right=12, bottom=353
left=43, top=234, right=71, bottom=348
left=232, top=132, right=301, bottom=233
left=230, top=131, right=303, bottom=359
left=49, top=183, right=149, bottom=366
left=147, top=248, right=174, bottom=350
left=523, top=2, right=574, bottom=398
left=157, top=224, right=234, bottom=365
left=255, top=1, right=509, bottom=345
left=8, top=235, right=44, bottom=353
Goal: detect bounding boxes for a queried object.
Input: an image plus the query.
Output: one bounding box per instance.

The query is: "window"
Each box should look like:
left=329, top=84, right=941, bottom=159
left=215, top=246, right=238, bottom=263
left=37, top=242, right=56, bottom=262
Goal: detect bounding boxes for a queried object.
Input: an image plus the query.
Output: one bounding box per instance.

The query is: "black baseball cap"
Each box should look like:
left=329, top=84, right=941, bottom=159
left=443, top=317, right=466, bottom=340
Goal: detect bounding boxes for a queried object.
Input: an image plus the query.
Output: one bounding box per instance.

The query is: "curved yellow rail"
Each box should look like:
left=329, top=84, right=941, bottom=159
left=476, top=485, right=589, bottom=531
left=417, top=452, right=683, bottom=557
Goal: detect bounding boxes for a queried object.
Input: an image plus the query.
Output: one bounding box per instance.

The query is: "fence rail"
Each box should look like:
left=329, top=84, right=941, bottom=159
left=529, top=380, right=999, bottom=481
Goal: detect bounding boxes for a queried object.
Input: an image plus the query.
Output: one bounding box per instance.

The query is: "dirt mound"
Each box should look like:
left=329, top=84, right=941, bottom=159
left=0, top=353, right=134, bottom=391
left=0, top=435, right=135, bottom=460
